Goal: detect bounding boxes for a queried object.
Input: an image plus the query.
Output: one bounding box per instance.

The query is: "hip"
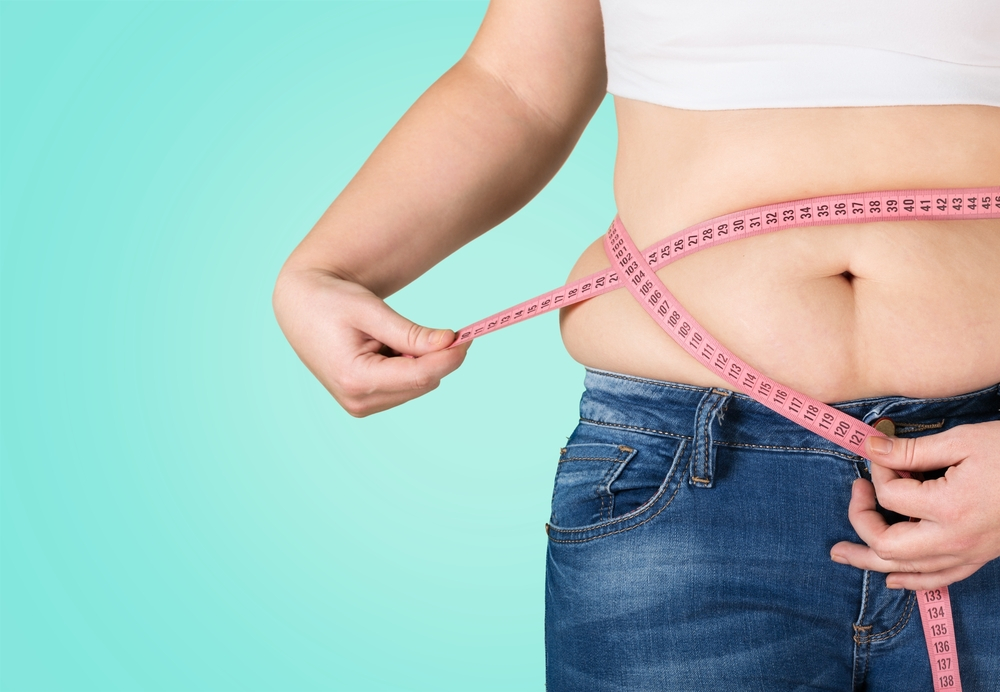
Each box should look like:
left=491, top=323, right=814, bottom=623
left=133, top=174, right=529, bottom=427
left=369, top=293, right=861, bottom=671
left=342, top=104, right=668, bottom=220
left=548, top=368, right=1000, bottom=544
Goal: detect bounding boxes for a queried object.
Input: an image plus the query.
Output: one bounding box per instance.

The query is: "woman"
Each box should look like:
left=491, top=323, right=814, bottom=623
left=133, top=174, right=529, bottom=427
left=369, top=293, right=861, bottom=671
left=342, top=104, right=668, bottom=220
left=273, top=0, right=1000, bottom=688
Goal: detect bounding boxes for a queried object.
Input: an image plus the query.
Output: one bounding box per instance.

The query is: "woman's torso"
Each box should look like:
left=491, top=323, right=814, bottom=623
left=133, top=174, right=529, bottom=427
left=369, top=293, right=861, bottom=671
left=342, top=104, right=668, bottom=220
left=559, top=101, right=1000, bottom=403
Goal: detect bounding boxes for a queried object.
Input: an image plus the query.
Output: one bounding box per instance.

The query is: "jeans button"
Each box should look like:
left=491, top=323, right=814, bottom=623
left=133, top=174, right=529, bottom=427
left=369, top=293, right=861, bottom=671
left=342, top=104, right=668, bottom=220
left=873, top=417, right=896, bottom=436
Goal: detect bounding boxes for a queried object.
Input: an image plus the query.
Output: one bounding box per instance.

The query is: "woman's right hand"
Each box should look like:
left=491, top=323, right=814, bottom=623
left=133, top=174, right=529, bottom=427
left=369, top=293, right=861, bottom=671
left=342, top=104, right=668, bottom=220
left=273, top=269, right=471, bottom=417
left=269, top=0, right=605, bottom=415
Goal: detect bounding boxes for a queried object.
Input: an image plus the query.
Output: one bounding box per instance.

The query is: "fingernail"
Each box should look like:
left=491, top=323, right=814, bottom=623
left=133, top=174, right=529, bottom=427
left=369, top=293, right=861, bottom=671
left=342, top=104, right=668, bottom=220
left=831, top=553, right=848, bottom=565
left=869, top=437, right=893, bottom=455
left=428, top=329, right=448, bottom=346
left=886, top=579, right=901, bottom=589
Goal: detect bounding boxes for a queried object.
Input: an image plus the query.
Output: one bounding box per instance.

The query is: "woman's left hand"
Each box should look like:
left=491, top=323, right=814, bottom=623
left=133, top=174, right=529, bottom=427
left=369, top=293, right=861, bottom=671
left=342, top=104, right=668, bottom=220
left=830, top=421, right=1000, bottom=590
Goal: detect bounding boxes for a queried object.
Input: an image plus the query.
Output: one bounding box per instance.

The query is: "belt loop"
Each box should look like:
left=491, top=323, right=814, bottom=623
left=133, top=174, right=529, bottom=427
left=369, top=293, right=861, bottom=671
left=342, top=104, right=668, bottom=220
left=689, top=388, right=731, bottom=488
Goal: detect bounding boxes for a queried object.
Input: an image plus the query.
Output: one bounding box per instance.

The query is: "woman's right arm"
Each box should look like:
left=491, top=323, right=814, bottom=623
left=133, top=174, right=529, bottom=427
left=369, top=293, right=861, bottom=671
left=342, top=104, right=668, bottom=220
left=273, top=0, right=606, bottom=416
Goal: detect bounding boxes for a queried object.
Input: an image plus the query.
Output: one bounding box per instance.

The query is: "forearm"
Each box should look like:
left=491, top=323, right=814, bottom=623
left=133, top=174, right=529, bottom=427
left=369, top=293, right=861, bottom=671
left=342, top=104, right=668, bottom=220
left=280, top=56, right=604, bottom=299
left=270, top=0, right=606, bottom=415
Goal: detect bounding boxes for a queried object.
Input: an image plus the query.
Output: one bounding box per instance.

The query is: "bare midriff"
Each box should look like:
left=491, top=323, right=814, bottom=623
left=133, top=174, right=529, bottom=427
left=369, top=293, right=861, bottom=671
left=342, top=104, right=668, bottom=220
left=559, top=100, right=1000, bottom=403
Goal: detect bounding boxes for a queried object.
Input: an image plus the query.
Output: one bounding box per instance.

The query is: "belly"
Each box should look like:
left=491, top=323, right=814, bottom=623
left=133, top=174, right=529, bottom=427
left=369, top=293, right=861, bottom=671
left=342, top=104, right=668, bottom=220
left=559, top=102, right=1000, bottom=402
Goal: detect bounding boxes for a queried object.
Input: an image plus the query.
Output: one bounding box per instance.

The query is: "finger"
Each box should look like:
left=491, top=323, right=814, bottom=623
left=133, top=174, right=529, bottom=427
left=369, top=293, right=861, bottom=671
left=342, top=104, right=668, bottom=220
left=353, top=297, right=457, bottom=357
left=885, top=563, right=982, bottom=591
left=847, top=480, right=945, bottom=562
left=868, top=462, right=939, bottom=520
left=359, top=341, right=470, bottom=394
left=340, top=344, right=471, bottom=416
left=865, top=430, right=967, bottom=473
left=830, top=540, right=960, bottom=575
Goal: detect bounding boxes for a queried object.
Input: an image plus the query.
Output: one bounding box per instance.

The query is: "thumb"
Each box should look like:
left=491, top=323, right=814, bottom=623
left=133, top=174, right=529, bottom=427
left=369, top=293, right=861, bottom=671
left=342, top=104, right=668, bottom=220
left=865, top=430, right=965, bottom=473
left=356, top=299, right=455, bottom=356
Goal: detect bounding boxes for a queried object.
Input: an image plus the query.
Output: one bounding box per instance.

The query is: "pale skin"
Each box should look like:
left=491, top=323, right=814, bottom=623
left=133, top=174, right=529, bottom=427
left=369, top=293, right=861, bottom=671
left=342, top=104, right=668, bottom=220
left=273, top=0, right=1000, bottom=590
left=832, top=424, right=1000, bottom=591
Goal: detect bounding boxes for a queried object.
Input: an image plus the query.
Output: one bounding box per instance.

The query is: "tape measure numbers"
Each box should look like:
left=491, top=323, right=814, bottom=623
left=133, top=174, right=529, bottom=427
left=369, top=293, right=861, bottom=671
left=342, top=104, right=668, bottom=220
left=449, top=187, right=1000, bottom=692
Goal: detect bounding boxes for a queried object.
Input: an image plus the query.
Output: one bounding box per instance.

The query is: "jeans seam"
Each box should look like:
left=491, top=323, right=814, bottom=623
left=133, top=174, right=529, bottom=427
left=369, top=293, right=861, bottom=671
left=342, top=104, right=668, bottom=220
left=578, top=417, right=690, bottom=440
left=559, top=457, right=628, bottom=463
left=691, top=393, right=726, bottom=486
left=714, top=440, right=861, bottom=462
left=832, top=383, right=1000, bottom=409
left=852, top=569, right=872, bottom=689
left=584, top=368, right=1000, bottom=408
left=864, top=590, right=917, bottom=643
left=863, top=641, right=871, bottom=689
left=853, top=590, right=916, bottom=645
left=585, top=368, right=999, bottom=418
left=699, top=397, right=712, bottom=481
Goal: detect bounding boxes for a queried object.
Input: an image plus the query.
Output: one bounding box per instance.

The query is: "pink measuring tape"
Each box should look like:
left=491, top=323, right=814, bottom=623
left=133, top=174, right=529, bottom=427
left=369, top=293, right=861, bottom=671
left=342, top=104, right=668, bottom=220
left=449, top=187, right=1000, bottom=691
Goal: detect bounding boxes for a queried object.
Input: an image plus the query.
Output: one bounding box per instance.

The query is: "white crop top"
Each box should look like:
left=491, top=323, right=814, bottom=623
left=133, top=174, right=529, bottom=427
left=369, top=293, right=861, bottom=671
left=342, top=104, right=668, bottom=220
left=600, top=0, right=1000, bottom=110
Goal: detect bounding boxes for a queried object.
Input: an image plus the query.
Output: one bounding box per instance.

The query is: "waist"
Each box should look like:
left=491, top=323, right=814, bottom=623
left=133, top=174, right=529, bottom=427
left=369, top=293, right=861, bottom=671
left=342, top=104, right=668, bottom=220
left=560, top=215, right=1000, bottom=401
left=560, top=103, right=1000, bottom=402
left=577, top=368, right=1000, bottom=458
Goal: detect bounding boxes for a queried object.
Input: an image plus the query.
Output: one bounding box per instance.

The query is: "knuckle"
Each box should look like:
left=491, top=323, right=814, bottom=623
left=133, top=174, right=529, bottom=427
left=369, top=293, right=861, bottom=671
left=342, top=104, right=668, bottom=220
left=410, top=371, right=437, bottom=391
left=938, top=503, right=960, bottom=525
left=406, top=322, right=425, bottom=351
left=876, top=497, right=897, bottom=515
left=873, top=542, right=894, bottom=561
left=901, top=438, right=918, bottom=468
left=339, top=374, right=372, bottom=400
left=339, top=377, right=363, bottom=398
left=339, top=370, right=374, bottom=399
left=876, top=487, right=900, bottom=510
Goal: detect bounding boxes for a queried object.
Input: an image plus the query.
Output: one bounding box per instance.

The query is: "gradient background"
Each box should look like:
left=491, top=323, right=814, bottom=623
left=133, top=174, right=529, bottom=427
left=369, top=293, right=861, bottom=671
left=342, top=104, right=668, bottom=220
left=1, top=2, right=618, bottom=690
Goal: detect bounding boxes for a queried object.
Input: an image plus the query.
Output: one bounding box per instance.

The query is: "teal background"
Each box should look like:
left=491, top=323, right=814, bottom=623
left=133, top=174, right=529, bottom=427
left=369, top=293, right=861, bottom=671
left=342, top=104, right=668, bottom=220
left=1, top=2, right=617, bottom=690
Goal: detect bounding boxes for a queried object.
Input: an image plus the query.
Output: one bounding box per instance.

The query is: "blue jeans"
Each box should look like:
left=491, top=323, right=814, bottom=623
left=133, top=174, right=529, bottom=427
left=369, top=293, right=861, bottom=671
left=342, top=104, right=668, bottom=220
left=545, top=368, right=1000, bottom=691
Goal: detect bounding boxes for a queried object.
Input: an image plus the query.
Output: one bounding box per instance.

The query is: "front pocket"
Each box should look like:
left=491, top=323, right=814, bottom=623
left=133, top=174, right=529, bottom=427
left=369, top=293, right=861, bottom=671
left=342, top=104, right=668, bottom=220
left=550, top=443, right=637, bottom=528
left=549, top=424, right=688, bottom=536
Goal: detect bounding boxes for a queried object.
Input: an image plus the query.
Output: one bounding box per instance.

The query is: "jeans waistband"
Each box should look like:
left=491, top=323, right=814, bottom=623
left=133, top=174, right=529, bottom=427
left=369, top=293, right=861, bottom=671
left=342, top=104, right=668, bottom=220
left=580, top=367, right=1000, bottom=460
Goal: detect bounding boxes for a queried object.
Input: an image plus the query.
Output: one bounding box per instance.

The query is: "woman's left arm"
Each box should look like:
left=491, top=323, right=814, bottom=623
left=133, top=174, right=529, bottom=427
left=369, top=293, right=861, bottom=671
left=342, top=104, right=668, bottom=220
left=830, top=421, right=1000, bottom=589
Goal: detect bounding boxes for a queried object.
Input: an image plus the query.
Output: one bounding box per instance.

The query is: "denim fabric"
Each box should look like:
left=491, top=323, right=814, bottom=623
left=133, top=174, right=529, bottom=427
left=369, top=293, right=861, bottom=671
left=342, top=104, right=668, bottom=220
left=545, top=368, right=1000, bottom=692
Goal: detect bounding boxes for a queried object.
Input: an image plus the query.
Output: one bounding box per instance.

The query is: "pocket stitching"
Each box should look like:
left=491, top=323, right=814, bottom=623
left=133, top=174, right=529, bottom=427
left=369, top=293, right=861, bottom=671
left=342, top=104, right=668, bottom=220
left=555, top=444, right=637, bottom=524
left=559, top=456, right=627, bottom=462
left=547, top=456, right=688, bottom=544
left=548, top=439, right=688, bottom=542
left=578, top=417, right=689, bottom=440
